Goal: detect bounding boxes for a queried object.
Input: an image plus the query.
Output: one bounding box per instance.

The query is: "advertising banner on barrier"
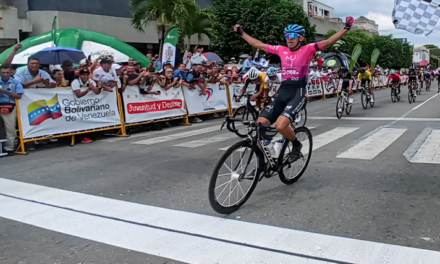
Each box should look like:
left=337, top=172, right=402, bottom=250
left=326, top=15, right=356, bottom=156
left=228, top=82, right=258, bottom=108
left=18, top=88, right=121, bottom=139
left=183, top=83, right=229, bottom=114
left=307, top=78, right=323, bottom=97
left=122, top=85, right=186, bottom=123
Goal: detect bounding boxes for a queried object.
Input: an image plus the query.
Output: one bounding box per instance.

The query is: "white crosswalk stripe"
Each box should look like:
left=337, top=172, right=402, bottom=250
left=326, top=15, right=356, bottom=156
left=174, top=133, right=236, bottom=148
left=309, top=127, right=359, bottom=153
left=132, top=125, right=220, bottom=145
left=337, top=127, right=407, bottom=160
left=410, top=129, right=440, bottom=164
left=123, top=121, right=440, bottom=164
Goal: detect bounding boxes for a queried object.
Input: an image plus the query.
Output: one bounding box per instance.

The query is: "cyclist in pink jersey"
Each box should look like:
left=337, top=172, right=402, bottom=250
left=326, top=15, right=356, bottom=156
left=234, top=17, right=355, bottom=161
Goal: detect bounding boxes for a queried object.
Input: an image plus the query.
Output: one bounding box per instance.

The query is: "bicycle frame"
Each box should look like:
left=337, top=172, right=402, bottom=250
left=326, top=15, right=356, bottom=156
left=221, top=116, right=280, bottom=180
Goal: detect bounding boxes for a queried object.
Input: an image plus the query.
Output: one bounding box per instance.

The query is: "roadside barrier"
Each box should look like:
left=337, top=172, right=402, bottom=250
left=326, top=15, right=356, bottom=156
left=12, top=77, right=395, bottom=154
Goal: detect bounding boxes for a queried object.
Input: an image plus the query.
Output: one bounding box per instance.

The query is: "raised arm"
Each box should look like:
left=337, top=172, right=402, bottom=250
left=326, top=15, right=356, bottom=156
left=234, top=25, right=267, bottom=52
left=3, top=43, right=22, bottom=65
left=320, top=17, right=354, bottom=50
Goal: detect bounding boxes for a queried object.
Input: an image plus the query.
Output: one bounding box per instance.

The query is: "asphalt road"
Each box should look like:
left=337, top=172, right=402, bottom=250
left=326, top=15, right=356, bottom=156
left=1, top=83, right=440, bottom=263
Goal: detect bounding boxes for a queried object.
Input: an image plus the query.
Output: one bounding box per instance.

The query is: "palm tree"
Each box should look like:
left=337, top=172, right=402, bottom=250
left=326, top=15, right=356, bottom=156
left=130, top=0, right=198, bottom=58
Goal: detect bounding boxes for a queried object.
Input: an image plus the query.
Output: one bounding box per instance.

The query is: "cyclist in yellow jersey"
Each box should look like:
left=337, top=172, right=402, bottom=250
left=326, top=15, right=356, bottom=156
left=358, top=68, right=374, bottom=102
left=239, top=67, right=270, bottom=106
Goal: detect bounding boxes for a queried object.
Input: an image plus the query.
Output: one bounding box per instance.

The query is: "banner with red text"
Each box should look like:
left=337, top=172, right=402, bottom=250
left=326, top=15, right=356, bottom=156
left=122, top=85, right=186, bottom=123
left=182, top=83, right=229, bottom=115
left=18, top=88, right=121, bottom=139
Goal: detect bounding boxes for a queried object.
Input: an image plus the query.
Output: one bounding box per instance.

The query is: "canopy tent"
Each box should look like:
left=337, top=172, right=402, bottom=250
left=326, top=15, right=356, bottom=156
left=0, top=28, right=150, bottom=66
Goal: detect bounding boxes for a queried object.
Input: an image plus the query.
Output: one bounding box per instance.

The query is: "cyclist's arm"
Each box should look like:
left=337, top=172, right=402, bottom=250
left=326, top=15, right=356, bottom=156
left=253, top=83, right=264, bottom=98
left=320, top=29, right=349, bottom=49
left=240, top=79, right=250, bottom=96
left=357, top=73, right=361, bottom=81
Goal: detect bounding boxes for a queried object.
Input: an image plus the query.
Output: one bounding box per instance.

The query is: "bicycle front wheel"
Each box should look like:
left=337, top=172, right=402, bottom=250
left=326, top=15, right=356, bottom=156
left=336, top=97, right=344, bottom=119
left=209, top=141, right=262, bottom=214
left=278, top=127, right=313, bottom=185
left=232, top=106, right=256, bottom=138
left=361, top=91, right=368, bottom=109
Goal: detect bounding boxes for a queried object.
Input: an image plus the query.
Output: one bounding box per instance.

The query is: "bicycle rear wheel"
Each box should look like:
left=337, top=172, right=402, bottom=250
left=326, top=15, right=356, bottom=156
left=278, top=127, right=313, bottom=185
left=369, top=92, right=375, bottom=107
left=232, top=106, right=256, bottom=138
left=209, top=141, right=262, bottom=214
left=345, top=101, right=352, bottom=115
left=336, top=97, right=344, bottom=119
left=391, top=88, right=397, bottom=103
left=293, top=108, right=307, bottom=127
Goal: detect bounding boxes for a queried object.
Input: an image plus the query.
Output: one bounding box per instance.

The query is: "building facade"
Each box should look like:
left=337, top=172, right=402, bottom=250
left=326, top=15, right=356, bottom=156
left=0, top=0, right=211, bottom=55
left=413, top=45, right=430, bottom=67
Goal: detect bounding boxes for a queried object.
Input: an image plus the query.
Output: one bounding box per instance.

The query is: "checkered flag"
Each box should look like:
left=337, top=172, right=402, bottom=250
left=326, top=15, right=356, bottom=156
left=392, top=0, right=440, bottom=36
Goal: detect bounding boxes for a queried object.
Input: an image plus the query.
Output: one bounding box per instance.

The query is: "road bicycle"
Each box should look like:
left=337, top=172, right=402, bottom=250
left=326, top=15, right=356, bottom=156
left=408, top=79, right=417, bottom=104
left=208, top=116, right=313, bottom=214
left=417, top=80, right=422, bottom=95
left=336, top=89, right=352, bottom=119
left=232, top=91, right=307, bottom=138
left=390, top=82, right=401, bottom=103
left=360, top=83, right=375, bottom=109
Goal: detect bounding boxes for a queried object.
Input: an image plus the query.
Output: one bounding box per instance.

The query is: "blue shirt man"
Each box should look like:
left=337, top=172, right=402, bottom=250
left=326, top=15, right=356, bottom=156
left=0, top=71, right=24, bottom=104
left=173, top=63, right=188, bottom=80
left=241, top=55, right=254, bottom=74
left=14, top=58, right=56, bottom=88
left=0, top=64, right=24, bottom=153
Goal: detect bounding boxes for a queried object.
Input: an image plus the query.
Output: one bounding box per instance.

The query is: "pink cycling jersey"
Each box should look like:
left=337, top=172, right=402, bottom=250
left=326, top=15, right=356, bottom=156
left=266, top=42, right=323, bottom=88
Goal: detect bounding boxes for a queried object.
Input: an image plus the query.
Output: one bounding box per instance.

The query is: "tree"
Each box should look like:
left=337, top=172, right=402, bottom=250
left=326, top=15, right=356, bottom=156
left=209, top=0, right=316, bottom=61
left=179, top=8, right=213, bottom=51
left=324, top=30, right=414, bottom=69
left=424, top=44, right=439, bottom=49
left=130, top=0, right=198, bottom=57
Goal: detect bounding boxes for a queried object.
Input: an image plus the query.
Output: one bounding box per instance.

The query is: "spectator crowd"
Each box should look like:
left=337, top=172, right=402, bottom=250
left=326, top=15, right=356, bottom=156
left=0, top=43, right=255, bottom=156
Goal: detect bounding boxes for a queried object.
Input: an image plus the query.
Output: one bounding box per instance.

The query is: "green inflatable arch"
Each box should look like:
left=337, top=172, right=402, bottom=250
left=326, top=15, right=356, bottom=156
left=0, top=28, right=150, bottom=67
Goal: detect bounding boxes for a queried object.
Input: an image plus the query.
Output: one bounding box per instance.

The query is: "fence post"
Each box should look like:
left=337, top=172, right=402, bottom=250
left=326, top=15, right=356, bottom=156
left=116, top=92, right=128, bottom=136
left=14, top=98, right=28, bottom=155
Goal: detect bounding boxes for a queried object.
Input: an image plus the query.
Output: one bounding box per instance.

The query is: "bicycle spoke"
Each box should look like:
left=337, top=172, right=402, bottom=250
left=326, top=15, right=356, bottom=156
left=215, top=180, right=231, bottom=190
left=216, top=180, right=231, bottom=200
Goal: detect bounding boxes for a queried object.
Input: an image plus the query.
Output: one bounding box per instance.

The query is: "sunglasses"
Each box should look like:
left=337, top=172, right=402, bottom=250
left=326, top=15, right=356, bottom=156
left=285, top=33, right=301, bottom=39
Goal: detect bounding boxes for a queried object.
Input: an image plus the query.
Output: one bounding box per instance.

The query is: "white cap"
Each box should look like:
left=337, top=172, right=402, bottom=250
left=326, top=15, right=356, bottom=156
left=112, top=63, right=122, bottom=70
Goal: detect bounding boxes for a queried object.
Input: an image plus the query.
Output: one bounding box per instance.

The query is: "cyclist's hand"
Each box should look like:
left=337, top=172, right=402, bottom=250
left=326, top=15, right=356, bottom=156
left=234, top=24, right=244, bottom=36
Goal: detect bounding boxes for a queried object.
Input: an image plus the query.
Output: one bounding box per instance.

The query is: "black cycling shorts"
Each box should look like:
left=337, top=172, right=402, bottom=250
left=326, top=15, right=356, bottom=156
left=259, top=85, right=307, bottom=124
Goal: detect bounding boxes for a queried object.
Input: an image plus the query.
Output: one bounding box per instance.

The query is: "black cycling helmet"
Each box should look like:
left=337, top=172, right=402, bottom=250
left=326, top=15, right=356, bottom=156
left=359, top=68, right=366, bottom=73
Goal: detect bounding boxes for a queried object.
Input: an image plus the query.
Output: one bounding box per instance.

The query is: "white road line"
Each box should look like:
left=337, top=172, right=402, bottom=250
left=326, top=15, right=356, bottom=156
left=132, top=125, right=221, bottom=145
left=174, top=134, right=236, bottom=148
left=1, top=178, right=440, bottom=263
left=413, top=93, right=440, bottom=110
left=306, top=127, right=359, bottom=154
left=337, top=127, right=407, bottom=160
left=410, top=129, right=440, bottom=164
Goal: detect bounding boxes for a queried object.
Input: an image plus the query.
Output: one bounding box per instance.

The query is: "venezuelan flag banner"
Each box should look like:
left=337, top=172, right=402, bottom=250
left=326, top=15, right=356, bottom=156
left=27, top=94, right=62, bottom=126
left=17, top=88, right=121, bottom=139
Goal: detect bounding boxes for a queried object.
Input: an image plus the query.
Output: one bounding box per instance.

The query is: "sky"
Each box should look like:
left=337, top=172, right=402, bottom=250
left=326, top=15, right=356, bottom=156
left=328, top=0, right=439, bottom=46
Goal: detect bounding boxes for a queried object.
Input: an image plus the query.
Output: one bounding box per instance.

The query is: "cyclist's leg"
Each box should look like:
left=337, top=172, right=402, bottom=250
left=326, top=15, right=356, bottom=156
left=275, top=88, right=307, bottom=159
left=258, top=91, right=289, bottom=140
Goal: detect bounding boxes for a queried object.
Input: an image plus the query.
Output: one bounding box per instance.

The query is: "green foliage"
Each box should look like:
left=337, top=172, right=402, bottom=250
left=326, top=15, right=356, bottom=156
left=424, top=44, right=439, bottom=49
left=130, top=0, right=198, bottom=39
left=324, top=29, right=413, bottom=69
left=429, top=48, right=440, bottom=69
left=209, top=0, right=316, bottom=60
